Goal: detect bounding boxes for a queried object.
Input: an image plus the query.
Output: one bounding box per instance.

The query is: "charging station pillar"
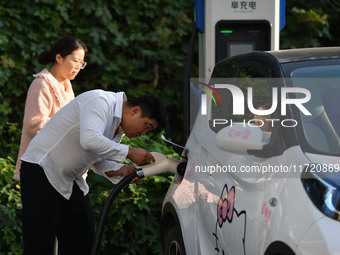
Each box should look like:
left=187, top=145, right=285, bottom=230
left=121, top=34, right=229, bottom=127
left=195, top=0, right=285, bottom=79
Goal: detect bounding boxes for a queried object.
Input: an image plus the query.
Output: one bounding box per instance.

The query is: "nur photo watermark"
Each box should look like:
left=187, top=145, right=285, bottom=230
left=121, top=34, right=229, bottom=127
left=187, top=77, right=340, bottom=178
left=196, top=79, right=312, bottom=129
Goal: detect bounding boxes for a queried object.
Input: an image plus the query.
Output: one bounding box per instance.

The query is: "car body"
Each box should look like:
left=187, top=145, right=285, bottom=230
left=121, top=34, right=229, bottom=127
left=161, top=47, right=340, bottom=255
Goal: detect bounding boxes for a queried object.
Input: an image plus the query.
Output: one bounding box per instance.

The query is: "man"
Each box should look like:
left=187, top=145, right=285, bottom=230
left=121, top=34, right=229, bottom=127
left=19, top=89, right=167, bottom=254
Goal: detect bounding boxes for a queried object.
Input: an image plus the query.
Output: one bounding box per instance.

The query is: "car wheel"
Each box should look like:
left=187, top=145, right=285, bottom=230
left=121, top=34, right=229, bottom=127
left=264, top=241, right=296, bottom=255
left=163, top=225, right=186, bottom=255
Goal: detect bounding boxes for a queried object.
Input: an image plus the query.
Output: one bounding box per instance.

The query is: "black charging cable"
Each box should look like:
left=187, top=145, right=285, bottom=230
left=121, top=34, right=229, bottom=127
left=91, top=171, right=139, bottom=255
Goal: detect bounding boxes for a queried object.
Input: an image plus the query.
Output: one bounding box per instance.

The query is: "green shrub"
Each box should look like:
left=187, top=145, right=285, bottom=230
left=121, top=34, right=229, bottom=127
left=0, top=122, right=21, bottom=160
left=0, top=156, right=22, bottom=255
left=0, top=0, right=193, bottom=144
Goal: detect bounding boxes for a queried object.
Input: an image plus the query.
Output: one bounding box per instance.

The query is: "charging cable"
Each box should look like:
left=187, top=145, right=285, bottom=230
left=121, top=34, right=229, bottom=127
left=91, top=171, right=140, bottom=255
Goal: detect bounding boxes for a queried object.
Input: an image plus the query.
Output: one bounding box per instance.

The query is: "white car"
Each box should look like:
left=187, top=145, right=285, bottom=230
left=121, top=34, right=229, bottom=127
left=161, top=47, right=340, bottom=255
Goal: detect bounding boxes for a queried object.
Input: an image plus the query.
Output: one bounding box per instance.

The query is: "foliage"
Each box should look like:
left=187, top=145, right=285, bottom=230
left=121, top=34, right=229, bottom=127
left=280, top=0, right=339, bottom=49
left=0, top=0, right=193, bottom=143
left=87, top=134, right=180, bottom=254
left=0, top=157, right=22, bottom=255
left=0, top=123, right=22, bottom=254
left=0, top=122, right=21, bottom=160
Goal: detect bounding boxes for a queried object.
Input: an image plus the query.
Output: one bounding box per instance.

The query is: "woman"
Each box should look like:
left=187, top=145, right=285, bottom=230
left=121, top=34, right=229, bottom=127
left=14, top=36, right=88, bottom=181
left=254, top=104, right=272, bottom=144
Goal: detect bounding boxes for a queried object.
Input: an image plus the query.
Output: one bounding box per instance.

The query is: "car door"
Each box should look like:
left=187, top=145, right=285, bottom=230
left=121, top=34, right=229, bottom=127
left=194, top=60, right=279, bottom=255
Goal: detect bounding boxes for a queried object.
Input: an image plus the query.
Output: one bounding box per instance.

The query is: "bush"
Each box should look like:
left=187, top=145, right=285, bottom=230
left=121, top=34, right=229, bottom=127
left=0, top=122, right=21, bottom=160
left=0, top=156, right=22, bottom=255
left=0, top=0, right=193, bottom=144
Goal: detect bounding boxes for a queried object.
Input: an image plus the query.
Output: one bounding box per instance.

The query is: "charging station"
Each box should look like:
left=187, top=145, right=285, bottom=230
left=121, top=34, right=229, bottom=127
left=195, top=0, right=285, bottom=79
left=183, top=0, right=285, bottom=142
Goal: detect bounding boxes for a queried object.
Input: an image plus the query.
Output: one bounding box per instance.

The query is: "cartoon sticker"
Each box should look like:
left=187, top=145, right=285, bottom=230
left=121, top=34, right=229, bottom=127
left=213, top=184, right=247, bottom=255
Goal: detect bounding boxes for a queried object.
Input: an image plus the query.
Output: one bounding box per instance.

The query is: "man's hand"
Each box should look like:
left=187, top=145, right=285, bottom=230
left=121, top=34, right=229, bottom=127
left=127, top=148, right=155, bottom=166
left=105, top=165, right=136, bottom=177
left=105, top=165, right=140, bottom=183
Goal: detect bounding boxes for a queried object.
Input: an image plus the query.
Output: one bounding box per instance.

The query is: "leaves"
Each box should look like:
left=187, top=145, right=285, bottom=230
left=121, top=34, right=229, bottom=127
left=280, top=2, right=333, bottom=49
left=0, top=157, right=22, bottom=254
left=0, top=0, right=193, bottom=140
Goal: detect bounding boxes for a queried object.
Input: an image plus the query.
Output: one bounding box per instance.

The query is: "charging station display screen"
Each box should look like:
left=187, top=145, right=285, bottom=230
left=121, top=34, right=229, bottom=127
left=228, top=43, right=254, bottom=57
left=216, top=20, right=271, bottom=62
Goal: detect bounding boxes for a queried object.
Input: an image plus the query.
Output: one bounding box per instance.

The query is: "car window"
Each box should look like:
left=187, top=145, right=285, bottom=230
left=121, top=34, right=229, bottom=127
left=209, top=63, right=275, bottom=139
left=208, top=61, right=236, bottom=132
left=287, top=63, right=340, bottom=154
left=234, top=65, right=273, bottom=121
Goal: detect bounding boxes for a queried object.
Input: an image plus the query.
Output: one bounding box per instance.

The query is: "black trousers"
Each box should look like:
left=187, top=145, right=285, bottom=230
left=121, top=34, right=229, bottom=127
left=20, top=161, right=95, bottom=255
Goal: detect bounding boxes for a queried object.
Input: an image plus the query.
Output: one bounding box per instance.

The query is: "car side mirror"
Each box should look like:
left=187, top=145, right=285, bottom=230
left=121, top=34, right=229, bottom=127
left=215, top=123, right=264, bottom=154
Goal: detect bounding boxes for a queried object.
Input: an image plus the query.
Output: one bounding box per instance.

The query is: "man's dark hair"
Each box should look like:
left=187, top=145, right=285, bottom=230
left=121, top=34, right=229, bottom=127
left=128, top=94, right=167, bottom=129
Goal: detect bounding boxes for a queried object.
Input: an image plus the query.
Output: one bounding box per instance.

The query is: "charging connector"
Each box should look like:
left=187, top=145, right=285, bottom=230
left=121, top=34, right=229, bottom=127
left=137, top=152, right=180, bottom=178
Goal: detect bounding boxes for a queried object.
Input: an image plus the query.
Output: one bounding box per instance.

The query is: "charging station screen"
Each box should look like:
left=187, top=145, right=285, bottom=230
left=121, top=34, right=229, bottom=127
left=216, top=20, right=271, bottom=62
left=228, top=42, right=254, bottom=57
